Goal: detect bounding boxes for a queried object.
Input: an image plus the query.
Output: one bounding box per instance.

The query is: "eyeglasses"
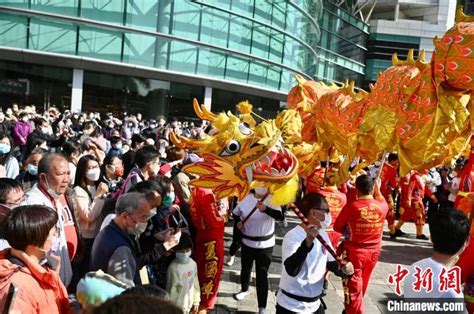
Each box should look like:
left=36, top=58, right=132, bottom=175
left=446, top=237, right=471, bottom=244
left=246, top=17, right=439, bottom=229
left=311, top=207, right=330, bottom=213
left=4, top=195, right=25, bottom=207
left=128, top=213, right=149, bottom=224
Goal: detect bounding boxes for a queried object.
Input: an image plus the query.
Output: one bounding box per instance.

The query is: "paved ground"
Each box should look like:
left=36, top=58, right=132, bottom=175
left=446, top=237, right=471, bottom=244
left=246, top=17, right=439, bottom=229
left=211, top=212, right=432, bottom=313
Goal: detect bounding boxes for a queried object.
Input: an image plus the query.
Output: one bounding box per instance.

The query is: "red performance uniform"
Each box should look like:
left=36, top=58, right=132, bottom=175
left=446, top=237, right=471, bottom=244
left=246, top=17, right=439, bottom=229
left=379, top=163, right=398, bottom=226
left=455, top=151, right=474, bottom=208
left=317, top=186, right=347, bottom=248
left=190, top=188, right=225, bottom=310
left=400, top=172, right=433, bottom=225
left=399, top=174, right=411, bottom=213
left=334, top=195, right=389, bottom=314
left=306, top=167, right=325, bottom=194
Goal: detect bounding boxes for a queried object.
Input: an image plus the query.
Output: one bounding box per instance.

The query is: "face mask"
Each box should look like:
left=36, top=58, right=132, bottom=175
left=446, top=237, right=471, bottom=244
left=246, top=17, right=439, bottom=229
left=6, top=109, right=12, bottom=116
left=254, top=187, right=268, bottom=196
left=320, top=212, right=332, bottom=229
left=128, top=221, right=148, bottom=237
left=150, top=124, right=157, bottom=129
left=41, top=127, right=51, bottom=135
left=113, top=165, right=124, bottom=177
left=162, top=192, right=175, bottom=208
left=175, top=251, right=192, bottom=263
left=45, top=178, right=62, bottom=200
left=84, top=128, right=94, bottom=135
left=115, top=143, right=123, bottom=150
left=0, top=143, right=11, bottom=154
left=86, top=168, right=101, bottom=182
left=22, top=117, right=29, bottom=122
left=0, top=115, right=4, bottom=122
left=28, top=164, right=38, bottom=176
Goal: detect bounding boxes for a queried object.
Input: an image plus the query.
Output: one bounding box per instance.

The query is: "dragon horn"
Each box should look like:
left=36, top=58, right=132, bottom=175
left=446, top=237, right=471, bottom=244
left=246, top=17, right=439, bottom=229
left=407, top=49, right=415, bottom=65
left=170, top=132, right=208, bottom=150
left=295, top=74, right=306, bottom=85
left=193, top=98, right=218, bottom=122
left=418, top=50, right=426, bottom=63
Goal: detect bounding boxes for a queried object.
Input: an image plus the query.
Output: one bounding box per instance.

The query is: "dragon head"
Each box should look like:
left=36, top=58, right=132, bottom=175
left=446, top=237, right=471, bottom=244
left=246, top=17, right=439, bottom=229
left=170, top=99, right=299, bottom=205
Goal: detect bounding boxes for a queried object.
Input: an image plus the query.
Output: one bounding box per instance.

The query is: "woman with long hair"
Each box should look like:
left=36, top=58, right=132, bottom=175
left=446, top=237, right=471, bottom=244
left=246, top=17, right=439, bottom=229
left=0, top=205, right=70, bottom=313
left=0, top=131, right=19, bottom=179
left=100, top=154, right=124, bottom=194
left=72, top=155, right=109, bottom=278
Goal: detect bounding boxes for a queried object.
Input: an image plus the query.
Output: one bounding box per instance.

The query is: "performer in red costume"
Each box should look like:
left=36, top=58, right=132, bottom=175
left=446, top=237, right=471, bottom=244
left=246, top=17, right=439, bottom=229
left=190, top=187, right=225, bottom=313
left=306, top=166, right=325, bottom=194
left=394, top=170, right=437, bottom=240
left=455, top=138, right=474, bottom=313
left=455, top=139, right=474, bottom=208
left=398, top=173, right=411, bottom=217
left=334, top=175, right=388, bottom=314
left=317, top=181, right=347, bottom=249
left=379, top=153, right=399, bottom=238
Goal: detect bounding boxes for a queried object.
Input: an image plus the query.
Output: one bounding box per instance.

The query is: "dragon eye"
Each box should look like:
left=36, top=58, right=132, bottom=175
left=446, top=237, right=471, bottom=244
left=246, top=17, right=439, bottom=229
left=239, top=123, right=252, bottom=136
left=220, top=140, right=241, bottom=156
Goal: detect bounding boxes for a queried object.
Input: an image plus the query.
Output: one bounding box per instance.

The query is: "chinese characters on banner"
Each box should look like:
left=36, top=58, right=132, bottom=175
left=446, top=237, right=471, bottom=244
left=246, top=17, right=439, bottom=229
left=202, top=241, right=219, bottom=299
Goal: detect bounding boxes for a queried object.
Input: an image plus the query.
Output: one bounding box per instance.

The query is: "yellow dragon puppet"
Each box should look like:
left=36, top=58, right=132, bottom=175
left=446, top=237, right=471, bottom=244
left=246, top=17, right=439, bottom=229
left=170, top=100, right=300, bottom=206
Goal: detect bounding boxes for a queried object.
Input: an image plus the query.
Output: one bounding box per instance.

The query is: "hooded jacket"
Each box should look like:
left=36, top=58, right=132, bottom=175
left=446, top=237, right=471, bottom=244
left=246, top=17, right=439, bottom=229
left=0, top=248, right=70, bottom=313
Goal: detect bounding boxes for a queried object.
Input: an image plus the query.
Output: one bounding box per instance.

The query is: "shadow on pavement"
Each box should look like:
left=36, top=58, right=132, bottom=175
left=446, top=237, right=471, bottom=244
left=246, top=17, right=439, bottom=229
left=378, top=244, right=432, bottom=265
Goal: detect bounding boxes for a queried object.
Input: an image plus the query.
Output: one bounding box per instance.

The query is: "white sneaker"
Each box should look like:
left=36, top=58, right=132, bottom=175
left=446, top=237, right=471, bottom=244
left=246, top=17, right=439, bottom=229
left=225, top=255, right=235, bottom=266
left=258, top=307, right=266, bottom=314
left=282, top=218, right=288, bottom=228
left=234, top=290, right=250, bottom=300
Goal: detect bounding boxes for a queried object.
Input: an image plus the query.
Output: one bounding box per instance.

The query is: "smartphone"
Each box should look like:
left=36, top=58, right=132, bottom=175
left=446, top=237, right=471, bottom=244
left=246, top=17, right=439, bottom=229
left=174, top=220, right=183, bottom=233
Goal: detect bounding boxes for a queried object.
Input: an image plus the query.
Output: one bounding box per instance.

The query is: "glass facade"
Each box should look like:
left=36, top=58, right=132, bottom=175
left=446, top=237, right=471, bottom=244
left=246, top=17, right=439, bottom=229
left=364, top=33, right=421, bottom=87
left=0, top=60, right=72, bottom=112
left=82, top=71, right=205, bottom=119
left=0, top=0, right=322, bottom=93
left=316, top=0, right=368, bottom=87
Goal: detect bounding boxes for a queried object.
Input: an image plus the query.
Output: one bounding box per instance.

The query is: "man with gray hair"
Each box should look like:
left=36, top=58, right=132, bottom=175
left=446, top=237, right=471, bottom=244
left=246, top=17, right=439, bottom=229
left=24, top=152, right=77, bottom=288
left=91, top=192, right=180, bottom=286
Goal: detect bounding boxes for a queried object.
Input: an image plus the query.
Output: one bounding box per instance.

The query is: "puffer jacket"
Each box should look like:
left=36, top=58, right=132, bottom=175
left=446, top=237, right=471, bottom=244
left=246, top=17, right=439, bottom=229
left=0, top=248, right=70, bottom=313
left=12, top=121, right=33, bottom=146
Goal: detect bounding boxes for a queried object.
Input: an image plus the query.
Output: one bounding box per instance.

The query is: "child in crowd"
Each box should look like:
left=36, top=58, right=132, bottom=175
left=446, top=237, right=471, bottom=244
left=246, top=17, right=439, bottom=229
left=166, top=233, right=200, bottom=313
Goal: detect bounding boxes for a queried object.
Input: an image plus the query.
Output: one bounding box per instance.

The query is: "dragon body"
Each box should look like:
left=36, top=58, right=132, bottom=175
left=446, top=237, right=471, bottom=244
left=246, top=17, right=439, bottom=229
left=279, top=12, right=474, bottom=181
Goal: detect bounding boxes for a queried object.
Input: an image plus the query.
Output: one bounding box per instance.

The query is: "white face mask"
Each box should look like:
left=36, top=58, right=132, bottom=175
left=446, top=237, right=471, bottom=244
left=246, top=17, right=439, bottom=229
left=320, top=212, right=332, bottom=229
left=45, top=178, right=62, bottom=200
left=175, top=251, right=192, bottom=263
left=128, top=222, right=148, bottom=237
left=86, top=168, right=101, bottom=182
left=254, top=187, right=268, bottom=196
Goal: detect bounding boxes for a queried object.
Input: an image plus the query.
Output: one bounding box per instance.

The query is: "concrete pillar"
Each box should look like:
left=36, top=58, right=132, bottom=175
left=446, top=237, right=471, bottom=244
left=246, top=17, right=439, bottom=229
left=204, top=86, right=212, bottom=110
left=71, top=69, right=83, bottom=113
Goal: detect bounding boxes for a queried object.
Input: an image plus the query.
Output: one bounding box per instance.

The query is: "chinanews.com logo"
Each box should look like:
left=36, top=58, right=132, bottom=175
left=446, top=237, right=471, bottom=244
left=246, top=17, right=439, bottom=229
left=384, top=264, right=466, bottom=313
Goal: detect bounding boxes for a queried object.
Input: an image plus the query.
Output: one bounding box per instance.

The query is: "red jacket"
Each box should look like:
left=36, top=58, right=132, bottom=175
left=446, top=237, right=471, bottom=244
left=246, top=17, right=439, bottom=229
left=407, top=171, right=433, bottom=204
left=399, top=174, right=411, bottom=209
left=190, top=188, right=224, bottom=231
left=455, top=151, right=474, bottom=207
left=334, top=195, right=389, bottom=247
left=0, top=248, right=70, bottom=313
left=380, top=163, right=398, bottom=199
left=317, top=186, right=347, bottom=230
left=306, top=167, right=325, bottom=194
